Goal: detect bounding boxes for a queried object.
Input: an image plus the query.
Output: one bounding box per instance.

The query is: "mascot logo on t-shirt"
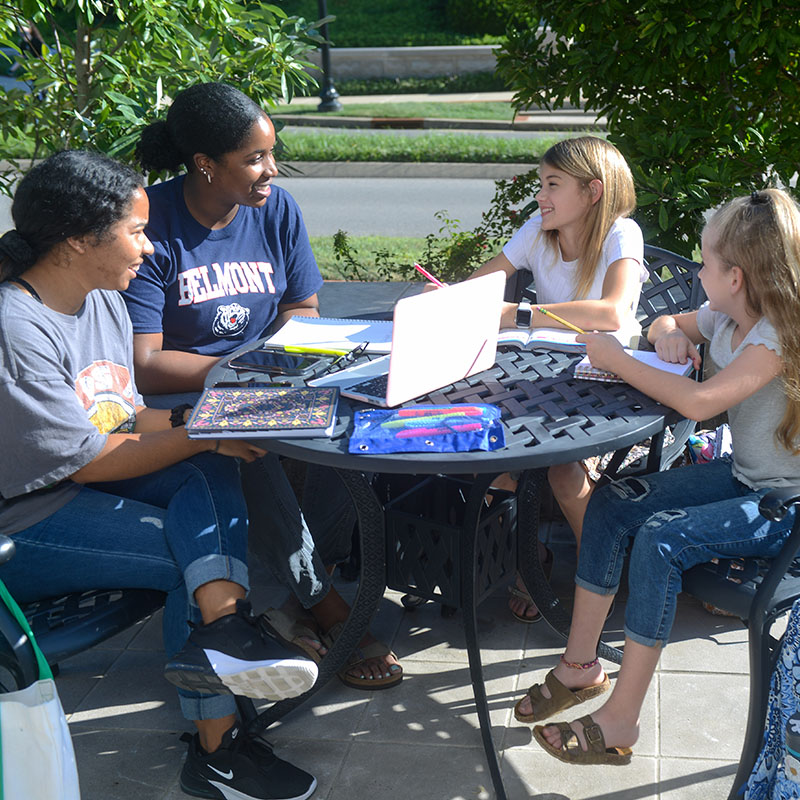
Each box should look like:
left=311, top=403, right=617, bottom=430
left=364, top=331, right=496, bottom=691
left=75, top=360, right=137, bottom=434
left=213, top=302, right=250, bottom=337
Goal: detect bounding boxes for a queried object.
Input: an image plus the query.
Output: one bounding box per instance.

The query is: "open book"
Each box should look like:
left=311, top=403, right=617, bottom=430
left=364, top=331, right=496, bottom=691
left=265, top=316, right=393, bottom=354
left=498, top=324, right=640, bottom=352
left=574, top=349, right=696, bottom=383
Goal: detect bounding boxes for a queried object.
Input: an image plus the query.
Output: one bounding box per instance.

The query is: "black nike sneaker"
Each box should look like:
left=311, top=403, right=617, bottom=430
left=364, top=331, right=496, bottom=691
left=165, top=600, right=318, bottom=700
left=180, top=723, right=317, bottom=800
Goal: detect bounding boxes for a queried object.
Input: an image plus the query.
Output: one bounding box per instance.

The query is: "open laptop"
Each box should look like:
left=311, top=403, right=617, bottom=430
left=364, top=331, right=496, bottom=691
left=310, top=271, right=505, bottom=407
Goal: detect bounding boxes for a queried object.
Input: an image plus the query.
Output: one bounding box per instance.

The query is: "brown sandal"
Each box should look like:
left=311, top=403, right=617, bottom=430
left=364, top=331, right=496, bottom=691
left=321, top=621, right=403, bottom=691
left=259, top=608, right=326, bottom=663
left=514, top=668, right=610, bottom=723
left=508, top=547, right=554, bottom=623
left=533, top=714, right=633, bottom=765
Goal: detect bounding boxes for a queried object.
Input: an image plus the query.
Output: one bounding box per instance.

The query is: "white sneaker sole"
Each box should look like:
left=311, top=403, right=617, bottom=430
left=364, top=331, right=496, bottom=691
left=165, top=652, right=318, bottom=700
left=206, top=650, right=318, bottom=700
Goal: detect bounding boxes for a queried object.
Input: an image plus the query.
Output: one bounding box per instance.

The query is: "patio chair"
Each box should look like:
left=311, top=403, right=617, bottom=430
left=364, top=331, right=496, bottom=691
left=679, top=486, right=800, bottom=799
left=0, top=533, right=259, bottom=725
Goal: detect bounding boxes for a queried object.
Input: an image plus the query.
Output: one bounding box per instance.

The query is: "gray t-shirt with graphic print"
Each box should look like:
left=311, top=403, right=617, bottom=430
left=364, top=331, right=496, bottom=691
left=697, top=302, right=799, bottom=489
left=0, top=284, right=142, bottom=533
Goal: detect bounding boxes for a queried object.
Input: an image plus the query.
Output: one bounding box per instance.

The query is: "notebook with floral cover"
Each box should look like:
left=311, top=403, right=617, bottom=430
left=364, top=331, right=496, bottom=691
left=185, top=386, right=339, bottom=438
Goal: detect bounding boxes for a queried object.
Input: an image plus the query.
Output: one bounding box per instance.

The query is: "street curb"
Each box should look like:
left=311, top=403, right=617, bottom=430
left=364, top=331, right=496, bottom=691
left=281, top=161, right=536, bottom=179
left=274, top=113, right=605, bottom=132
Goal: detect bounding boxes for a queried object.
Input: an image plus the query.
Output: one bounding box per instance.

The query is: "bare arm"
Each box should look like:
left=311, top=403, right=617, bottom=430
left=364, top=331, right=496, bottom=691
left=647, top=311, right=704, bottom=369
left=469, top=252, right=517, bottom=281
left=273, top=293, right=320, bottom=330
left=490, top=257, right=642, bottom=331
left=579, top=332, right=781, bottom=421
left=133, top=332, right=220, bottom=395
left=70, top=427, right=266, bottom=484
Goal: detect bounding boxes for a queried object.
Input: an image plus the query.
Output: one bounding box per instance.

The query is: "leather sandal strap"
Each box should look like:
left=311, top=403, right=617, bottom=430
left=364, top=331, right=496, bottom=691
left=576, top=715, right=606, bottom=754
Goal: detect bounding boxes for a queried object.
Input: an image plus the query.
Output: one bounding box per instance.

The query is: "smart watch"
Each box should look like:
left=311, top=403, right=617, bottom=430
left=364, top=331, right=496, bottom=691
left=515, top=300, right=532, bottom=329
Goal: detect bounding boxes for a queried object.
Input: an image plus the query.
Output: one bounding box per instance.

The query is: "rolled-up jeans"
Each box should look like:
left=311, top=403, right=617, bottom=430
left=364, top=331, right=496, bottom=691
left=3, top=453, right=249, bottom=722
left=577, top=459, right=794, bottom=648
left=146, top=391, right=357, bottom=609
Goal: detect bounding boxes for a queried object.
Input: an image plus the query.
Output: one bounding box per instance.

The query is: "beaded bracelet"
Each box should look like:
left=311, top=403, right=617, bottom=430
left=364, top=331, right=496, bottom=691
left=560, top=654, right=599, bottom=670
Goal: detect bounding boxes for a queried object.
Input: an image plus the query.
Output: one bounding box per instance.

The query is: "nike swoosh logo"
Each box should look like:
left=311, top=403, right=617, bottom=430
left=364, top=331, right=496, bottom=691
left=208, top=765, right=234, bottom=780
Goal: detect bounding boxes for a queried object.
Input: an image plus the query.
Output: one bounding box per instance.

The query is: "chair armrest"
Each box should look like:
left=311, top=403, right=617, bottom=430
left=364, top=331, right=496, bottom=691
left=752, top=486, right=800, bottom=619
left=0, top=535, right=15, bottom=566
left=758, top=486, right=800, bottom=522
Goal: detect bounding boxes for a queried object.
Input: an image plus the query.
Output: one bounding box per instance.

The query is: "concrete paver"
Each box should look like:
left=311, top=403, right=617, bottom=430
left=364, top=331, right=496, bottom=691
left=58, top=515, right=750, bottom=800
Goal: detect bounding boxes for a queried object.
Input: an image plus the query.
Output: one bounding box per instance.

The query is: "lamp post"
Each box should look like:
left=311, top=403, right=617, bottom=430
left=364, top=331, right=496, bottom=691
left=317, top=0, right=342, bottom=112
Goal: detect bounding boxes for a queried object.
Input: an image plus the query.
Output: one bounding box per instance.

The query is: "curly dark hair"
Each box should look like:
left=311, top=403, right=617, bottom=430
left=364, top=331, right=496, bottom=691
left=0, top=150, right=143, bottom=280
left=136, top=82, right=266, bottom=173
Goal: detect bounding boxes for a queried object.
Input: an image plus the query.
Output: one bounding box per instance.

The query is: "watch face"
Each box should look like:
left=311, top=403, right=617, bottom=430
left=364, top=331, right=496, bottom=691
left=516, top=304, right=532, bottom=328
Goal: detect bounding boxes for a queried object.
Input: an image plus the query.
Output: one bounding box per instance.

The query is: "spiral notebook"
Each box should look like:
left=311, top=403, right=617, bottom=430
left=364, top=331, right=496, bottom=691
left=264, top=316, right=393, bottom=354
left=574, top=349, right=695, bottom=383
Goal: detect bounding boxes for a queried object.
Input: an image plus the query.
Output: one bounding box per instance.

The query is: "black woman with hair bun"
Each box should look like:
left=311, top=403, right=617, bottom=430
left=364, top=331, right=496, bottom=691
left=125, top=82, right=403, bottom=693
left=0, top=150, right=319, bottom=800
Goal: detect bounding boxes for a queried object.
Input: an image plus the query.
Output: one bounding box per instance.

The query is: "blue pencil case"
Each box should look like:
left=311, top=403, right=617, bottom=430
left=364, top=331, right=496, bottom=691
left=349, top=404, right=505, bottom=454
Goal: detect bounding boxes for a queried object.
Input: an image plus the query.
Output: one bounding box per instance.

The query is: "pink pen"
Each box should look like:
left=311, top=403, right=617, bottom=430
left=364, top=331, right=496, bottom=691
left=413, top=262, right=447, bottom=288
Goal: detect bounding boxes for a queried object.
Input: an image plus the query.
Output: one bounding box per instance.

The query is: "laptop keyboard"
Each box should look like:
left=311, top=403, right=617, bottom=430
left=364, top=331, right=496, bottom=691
left=348, top=372, right=389, bottom=398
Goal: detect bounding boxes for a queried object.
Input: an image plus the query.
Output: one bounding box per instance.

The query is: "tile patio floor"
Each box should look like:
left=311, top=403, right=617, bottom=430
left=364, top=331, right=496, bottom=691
left=57, top=515, right=753, bottom=800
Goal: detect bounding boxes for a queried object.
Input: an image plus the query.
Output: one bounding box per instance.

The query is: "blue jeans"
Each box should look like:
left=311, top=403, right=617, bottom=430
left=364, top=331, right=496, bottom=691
left=147, top=392, right=357, bottom=609
left=3, top=453, right=248, bottom=721
left=578, top=460, right=794, bottom=647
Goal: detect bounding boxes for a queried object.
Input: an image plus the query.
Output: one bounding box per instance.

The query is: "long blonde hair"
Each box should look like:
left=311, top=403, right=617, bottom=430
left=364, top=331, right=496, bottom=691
left=538, top=136, right=636, bottom=298
left=709, top=189, right=800, bottom=453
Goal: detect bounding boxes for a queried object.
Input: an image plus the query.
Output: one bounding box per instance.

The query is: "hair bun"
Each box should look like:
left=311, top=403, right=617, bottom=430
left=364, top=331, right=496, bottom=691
left=136, top=119, right=184, bottom=172
left=0, top=229, right=36, bottom=267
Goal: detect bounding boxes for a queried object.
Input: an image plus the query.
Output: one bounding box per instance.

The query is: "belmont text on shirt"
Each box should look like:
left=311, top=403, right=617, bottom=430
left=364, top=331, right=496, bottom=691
left=177, top=261, right=276, bottom=305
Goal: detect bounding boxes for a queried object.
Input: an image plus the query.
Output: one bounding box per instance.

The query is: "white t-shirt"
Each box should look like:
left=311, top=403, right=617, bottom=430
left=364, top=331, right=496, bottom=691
left=502, top=214, right=646, bottom=310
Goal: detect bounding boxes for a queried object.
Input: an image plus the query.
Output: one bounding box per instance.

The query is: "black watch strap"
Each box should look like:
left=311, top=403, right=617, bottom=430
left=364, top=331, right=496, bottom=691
left=170, top=403, right=193, bottom=428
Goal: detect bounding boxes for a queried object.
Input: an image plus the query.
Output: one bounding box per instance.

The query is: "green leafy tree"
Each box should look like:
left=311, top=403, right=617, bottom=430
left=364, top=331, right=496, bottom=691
left=496, top=0, right=800, bottom=254
left=0, top=0, right=322, bottom=193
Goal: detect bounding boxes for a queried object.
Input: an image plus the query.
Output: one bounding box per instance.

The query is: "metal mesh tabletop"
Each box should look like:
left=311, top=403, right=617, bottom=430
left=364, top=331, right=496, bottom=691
left=249, top=347, right=679, bottom=473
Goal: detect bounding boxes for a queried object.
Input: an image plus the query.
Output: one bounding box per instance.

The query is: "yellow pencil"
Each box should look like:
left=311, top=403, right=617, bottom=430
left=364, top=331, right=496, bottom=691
left=536, top=306, right=586, bottom=334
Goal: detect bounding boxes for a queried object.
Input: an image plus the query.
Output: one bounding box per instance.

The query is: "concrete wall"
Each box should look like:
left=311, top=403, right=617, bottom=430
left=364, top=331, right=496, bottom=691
left=305, top=45, right=500, bottom=79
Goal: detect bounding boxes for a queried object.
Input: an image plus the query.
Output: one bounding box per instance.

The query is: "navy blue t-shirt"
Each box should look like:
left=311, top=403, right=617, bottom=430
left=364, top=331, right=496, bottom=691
left=122, top=176, right=323, bottom=356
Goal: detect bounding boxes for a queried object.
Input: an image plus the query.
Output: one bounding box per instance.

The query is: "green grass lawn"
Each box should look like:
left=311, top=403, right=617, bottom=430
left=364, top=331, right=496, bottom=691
left=273, top=101, right=517, bottom=121
left=279, top=129, right=555, bottom=163
left=310, top=235, right=427, bottom=280
left=274, top=0, right=504, bottom=47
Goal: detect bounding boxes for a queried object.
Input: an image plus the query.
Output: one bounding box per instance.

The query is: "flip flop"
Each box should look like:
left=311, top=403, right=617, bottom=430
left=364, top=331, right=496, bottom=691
left=533, top=714, right=633, bottom=765
left=514, top=668, right=610, bottom=723
left=321, top=621, right=403, bottom=691
left=508, top=547, right=554, bottom=623
left=259, top=607, right=326, bottom=663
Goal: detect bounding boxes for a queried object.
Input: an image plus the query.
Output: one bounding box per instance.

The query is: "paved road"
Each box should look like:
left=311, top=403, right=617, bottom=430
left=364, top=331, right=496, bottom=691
left=275, top=175, right=498, bottom=237
left=0, top=175, right=502, bottom=239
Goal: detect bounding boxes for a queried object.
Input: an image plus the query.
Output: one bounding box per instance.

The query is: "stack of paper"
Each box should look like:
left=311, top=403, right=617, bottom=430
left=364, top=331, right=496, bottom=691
left=266, top=316, right=393, bottom=354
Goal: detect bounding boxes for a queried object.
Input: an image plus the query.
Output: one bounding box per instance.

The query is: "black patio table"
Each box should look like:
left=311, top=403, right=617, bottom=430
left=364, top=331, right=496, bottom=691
left=206, top=344, right=682, bottom=800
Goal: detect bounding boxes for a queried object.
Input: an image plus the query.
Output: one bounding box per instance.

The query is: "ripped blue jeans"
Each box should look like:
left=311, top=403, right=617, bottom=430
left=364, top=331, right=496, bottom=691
left=577, top=460, right=794, bottom=647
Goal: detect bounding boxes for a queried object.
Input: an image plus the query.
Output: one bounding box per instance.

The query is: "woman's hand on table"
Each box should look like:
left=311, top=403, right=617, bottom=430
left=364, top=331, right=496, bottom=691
left=212, top=439, right=267, bottom=462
